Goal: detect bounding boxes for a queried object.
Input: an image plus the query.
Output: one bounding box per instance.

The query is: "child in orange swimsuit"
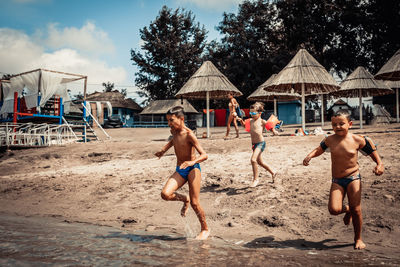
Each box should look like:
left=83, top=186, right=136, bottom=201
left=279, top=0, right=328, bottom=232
left=303, top=109, right=384, bottom=250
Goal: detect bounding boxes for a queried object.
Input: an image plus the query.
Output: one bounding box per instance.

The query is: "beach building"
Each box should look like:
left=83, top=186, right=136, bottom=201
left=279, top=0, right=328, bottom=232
left=327, top=99, right=353, bottom=120
left=85, top=90, right=142, bottom=127
left=276, top=101, right=302, bottom=125
left=139, top=99, right=199, bottom=127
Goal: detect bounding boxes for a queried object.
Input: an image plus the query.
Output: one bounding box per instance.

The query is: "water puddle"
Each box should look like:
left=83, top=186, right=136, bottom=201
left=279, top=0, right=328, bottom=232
left=0, top=214, right=398, bottom=266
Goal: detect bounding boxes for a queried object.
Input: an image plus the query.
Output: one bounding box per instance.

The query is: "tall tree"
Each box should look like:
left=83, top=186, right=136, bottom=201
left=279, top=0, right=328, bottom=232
left=363, top=0, right=400, bottom=73
left=207, top=0, right=280, bottom=105
left=102, top=82, right=115, bottom=92
left=131, top=6, right=207, bottom=100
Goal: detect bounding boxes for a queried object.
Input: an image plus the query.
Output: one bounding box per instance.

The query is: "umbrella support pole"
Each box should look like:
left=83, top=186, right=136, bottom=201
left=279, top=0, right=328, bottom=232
left=301, top=84, right=306, bottom=130
left=359, top=89, right=363, bottom=129
left=320, top=94, right=324, bottom=127
left=397, top=88, right=399, bottom=123
left=206, top=91, right=210, bottom=138
left=274, top=98, right=277, bottom=116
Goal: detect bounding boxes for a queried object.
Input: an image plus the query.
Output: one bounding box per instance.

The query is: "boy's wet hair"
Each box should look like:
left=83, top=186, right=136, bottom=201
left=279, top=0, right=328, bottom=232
left=333, top=109, right=351, bottom=121
left=167, top=106, right=185, bottom=118
left=250, top=102, right=264, bottom=112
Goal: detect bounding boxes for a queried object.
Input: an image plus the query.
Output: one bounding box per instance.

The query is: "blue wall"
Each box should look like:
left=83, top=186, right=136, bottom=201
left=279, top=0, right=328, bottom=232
left=277, top=101, right=302, bottom=124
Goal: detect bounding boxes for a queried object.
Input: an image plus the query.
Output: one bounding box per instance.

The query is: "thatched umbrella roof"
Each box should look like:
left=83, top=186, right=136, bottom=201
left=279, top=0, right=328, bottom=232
left=331, top=66, right=393, bottom=129
left=331, top=67, right=393, bottom=98
left=86, top=90, right=142, bottom=111
left=263, top=49, right=339, bottom=129
left=375, top=48, right=400, bottom=81
left=140, top=99, right=198, bottom=115
left=175, top=61, right=242, bottom=99
left=378, top=76, right=400, bottom=123
left=264, top=49, right=339, bottom=94
left=382, top=79, right=400, bottom=89
left=176, top=61, right=242, bottom=138
left=248, top=74, right=301, bottom=102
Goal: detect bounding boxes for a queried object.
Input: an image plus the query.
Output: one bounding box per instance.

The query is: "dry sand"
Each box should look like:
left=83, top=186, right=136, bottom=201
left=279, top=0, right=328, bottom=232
left=0, top=123, right=399, bottom=258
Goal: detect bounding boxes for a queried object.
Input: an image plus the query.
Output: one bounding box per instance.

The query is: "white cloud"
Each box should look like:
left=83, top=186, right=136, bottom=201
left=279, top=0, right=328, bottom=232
left=176, top=0, right=243, bottom=10
left=36, top=21, right=115, bottom=56
left=0, top=26, right=126, bottom=89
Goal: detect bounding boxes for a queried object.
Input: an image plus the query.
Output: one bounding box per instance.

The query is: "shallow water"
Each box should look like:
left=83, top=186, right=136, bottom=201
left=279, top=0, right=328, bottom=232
left=0, top=214, right=398, bottom=266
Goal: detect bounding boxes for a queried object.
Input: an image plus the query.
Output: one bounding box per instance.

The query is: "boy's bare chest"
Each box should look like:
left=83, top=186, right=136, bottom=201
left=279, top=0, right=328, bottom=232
left=330, top=139, right=358, bottom=158
left=173, top=136, right=191, bottom=150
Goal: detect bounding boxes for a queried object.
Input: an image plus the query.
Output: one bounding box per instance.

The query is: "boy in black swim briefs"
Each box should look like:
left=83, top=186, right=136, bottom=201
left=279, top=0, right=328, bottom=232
left=303, top=109, right=384, bottom=250
left=155, top=106, right=210, bottom=240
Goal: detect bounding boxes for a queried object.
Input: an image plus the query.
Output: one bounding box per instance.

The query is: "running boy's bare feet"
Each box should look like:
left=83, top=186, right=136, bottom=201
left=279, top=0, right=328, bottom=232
left=343, top=211, right=352, bottom=225
left=354, top=239, right=366, bottom=250
left=250, top=179, right=259, bottom=188
left=195, top=229, right=210, bottom=240
left=271, top=171, right=278, bottom=183
left=181, top=196, right=190, bottom=217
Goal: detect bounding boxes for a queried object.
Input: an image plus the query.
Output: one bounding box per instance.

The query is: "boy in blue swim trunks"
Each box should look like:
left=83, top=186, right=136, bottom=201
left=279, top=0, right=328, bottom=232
left=303, top=109, right=384, bottom=250
left=155, top=106, right=210, bottom=240
left=248, top=102, right=277, bottom=187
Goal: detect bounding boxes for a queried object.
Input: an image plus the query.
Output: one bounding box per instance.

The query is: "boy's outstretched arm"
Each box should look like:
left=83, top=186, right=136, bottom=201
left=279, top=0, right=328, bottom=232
left=155, top=139, right=173, bottom=158
left=359, top=136, right=384, bottom=175
left=303, top=146, right=324, bottom=166
left=179, top=132, right=208, bottom=169
left=370, top=151, right=384, bottom=175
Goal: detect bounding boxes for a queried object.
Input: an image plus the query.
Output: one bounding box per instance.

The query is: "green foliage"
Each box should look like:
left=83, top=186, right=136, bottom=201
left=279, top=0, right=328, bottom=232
left=131, top=1, right=399, bottom=104
left=102, top=82, right=115, bottom=92
left=130, top=6, right=207, bottom=101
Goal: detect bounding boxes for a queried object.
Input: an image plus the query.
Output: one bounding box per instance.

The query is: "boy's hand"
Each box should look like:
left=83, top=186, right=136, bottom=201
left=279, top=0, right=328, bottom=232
left=179, top=161, right=195, bottom=169
left=155, top=151, right=164, bottom=158
left=303, top=156, right=311, bottom=166
left=373, top=163, right=384, bottom=175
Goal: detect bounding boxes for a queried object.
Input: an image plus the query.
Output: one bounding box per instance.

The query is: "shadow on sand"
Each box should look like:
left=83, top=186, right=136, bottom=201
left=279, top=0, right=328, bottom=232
left=95, top=231, right=186, bottom=243
left=201, top=185, right=253, bottom=196
left=244, top=236, right=353, bottom=250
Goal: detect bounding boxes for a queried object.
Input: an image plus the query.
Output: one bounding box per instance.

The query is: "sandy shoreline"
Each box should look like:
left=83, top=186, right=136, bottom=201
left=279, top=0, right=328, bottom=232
left=1, top=124, right=399, bottom=259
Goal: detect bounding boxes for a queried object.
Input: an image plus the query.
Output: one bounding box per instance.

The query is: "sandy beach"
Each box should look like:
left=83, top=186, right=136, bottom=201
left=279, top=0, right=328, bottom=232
left=1, top=123, right=399, bottom=260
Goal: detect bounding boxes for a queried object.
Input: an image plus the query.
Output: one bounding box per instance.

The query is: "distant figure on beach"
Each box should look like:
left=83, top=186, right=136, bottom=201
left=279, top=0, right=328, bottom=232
left=247, top=102, right=277, bottom=187
left=155, top=106, right=210, bottom=240
left=303, top=109, right=384, bottom=250
left=224, top=92, right=243, bottom=139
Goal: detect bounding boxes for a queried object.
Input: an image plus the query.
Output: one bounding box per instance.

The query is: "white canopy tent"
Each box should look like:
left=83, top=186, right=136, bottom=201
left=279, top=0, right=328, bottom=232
left=1, top=69, right=87, bottom=117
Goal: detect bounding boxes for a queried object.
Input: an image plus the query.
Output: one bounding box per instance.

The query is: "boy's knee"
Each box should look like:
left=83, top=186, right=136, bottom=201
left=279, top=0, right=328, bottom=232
left=328, top=206, right=342, bottom=215
left=190, top=201, right=201, bottom=210
left=161, top=191, right=170, bottom=201
left=350, top=205, right=361, bottom=215
left=251, top=158, right=257, bottom=164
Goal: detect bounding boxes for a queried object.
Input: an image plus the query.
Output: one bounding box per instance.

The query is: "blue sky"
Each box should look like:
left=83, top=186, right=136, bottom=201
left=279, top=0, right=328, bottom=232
left=0, top=0, right=242, bottom=98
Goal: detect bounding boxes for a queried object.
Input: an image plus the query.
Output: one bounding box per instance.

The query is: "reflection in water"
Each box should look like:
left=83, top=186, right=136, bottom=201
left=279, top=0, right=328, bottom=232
left=0, top=214, right=399, bottom=266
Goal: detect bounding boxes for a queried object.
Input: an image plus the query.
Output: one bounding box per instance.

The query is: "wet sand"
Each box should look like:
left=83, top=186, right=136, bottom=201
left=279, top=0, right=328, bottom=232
left=0, top=123, right=399, bottom=263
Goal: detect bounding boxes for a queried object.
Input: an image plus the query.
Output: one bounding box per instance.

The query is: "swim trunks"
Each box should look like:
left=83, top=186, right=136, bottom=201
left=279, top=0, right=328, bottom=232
left=176, top=163, right=201, bottom=180
left=252, top=141, right=266, bottom=152
left=332, top=173, right=361, bottom=189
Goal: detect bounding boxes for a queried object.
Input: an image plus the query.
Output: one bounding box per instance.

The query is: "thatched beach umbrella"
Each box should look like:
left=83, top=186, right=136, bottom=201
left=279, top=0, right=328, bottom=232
left=263, top=49, right=339, bottom=130
left=375, top=48, right=400, bottom=123
left=176, top=61, right=242, bottom=138
left=248, top=74, right=301, bottom=115
left=331, top=66, right=393, bottom=129
left=382, top=80, right=400, bottom=122
left=375, top=48, right=400, bottom=81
